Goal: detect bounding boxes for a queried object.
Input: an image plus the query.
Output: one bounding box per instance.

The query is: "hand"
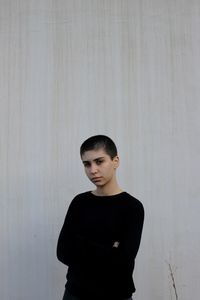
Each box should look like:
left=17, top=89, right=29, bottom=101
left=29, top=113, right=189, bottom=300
left=112, top=241, right=120, bottom=248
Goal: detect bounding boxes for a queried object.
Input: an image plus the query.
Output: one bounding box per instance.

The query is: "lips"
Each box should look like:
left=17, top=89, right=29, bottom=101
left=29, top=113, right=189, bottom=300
left=91, top=177, right=102, bottom=182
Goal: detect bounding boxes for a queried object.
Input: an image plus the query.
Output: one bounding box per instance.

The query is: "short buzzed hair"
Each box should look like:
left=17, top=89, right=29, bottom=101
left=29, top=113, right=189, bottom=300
left=80, top=135, right=118, bottom=159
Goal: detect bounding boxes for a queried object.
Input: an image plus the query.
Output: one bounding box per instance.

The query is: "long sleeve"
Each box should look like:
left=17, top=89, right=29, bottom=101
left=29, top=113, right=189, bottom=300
left=77, top=200, right=144, bottom=275
left=57, top=194, right=144, bottom=273
left=57, top=198, right=80, bottom=266
left=56, top=197, right=111, bottom=267
left=110, top=201, right=144, bottom=272
left=57, top=211, right=114, bottom=269
left=57, top=192, right=145, bottom=299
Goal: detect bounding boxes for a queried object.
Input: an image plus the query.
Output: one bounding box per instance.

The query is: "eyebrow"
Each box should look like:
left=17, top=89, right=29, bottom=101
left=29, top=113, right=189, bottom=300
left=82, top=156, right=105, bottom=163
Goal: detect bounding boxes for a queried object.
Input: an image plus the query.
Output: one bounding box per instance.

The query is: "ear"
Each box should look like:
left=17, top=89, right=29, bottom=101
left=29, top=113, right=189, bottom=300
left=113, top=155, right=120, bottom=169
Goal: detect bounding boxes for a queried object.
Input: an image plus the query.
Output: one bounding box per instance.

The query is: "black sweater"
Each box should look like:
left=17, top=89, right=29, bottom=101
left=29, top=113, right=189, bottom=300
left=57, top=191, right=144, bottom=300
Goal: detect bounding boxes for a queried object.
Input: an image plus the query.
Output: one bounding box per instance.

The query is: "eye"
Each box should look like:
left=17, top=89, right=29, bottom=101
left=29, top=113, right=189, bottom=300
left=96, top=159, right=103, bottom=165
left=83, top=162, right=90, bottom=168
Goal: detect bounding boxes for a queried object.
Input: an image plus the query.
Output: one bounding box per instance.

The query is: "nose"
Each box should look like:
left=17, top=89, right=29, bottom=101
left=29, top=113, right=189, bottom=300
left=90, top=163, right=98, bottom=175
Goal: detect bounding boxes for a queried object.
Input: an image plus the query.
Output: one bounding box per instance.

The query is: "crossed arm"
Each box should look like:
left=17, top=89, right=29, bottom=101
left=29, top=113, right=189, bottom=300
left=57, top=201, right=144, bottom=273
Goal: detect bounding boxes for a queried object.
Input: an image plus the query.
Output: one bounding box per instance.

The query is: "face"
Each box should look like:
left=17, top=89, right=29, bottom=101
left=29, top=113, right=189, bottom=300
left=81, top=148, right=119, bottom=187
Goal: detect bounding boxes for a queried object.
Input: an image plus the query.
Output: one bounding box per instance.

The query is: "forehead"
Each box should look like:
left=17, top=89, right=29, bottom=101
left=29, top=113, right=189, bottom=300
left=81, top=149, right=109, bottom=161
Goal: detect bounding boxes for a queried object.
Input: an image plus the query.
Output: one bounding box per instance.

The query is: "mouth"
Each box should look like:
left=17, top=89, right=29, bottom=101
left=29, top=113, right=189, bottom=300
left=91, top=177, right=102, bottom=182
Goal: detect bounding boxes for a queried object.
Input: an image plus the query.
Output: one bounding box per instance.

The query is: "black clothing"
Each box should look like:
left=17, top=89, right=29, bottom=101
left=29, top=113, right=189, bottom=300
left=62, top=288, right=133, bottom=300
left=57, top=191, right=144, bottom=300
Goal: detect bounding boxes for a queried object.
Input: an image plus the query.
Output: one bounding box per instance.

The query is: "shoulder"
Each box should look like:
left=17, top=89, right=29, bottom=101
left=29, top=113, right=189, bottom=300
left=69, top=191, right=91, bottom=207
left=72, top=191, right=91, bottom=201
left=123, top=192, right=144, bottom=207
left=122, top=192, right=145, bottom=216
left=64, top=192, right=90, bottom=217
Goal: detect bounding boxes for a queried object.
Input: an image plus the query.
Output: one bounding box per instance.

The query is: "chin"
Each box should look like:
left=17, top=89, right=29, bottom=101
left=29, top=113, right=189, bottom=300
left=93, top=181, right=105, bottom=187
left=94, top=183, right=104, bottom=187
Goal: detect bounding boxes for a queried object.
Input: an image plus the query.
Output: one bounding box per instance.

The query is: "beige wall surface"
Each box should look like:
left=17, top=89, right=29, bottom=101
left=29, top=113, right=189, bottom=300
left=0, top=1, right=200, bottom=299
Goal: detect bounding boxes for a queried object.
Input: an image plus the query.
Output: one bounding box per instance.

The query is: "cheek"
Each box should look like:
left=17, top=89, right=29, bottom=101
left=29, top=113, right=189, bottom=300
left=104, top=165, right=114, bottom=176
left=84, top=168, right=90, bottom=176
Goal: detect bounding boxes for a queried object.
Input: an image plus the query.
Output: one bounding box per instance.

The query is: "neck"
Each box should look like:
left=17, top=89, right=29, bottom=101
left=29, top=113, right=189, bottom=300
left=93, top=179, right=123, bottom=196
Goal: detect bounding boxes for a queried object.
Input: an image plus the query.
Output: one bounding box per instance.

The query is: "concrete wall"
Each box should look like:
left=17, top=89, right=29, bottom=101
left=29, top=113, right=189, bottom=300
left=0, top=1, right=199, bottom=299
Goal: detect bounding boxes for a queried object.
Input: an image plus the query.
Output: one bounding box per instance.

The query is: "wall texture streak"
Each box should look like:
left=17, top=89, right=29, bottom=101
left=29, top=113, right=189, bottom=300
left=0, top=1, right=200, bottom=299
